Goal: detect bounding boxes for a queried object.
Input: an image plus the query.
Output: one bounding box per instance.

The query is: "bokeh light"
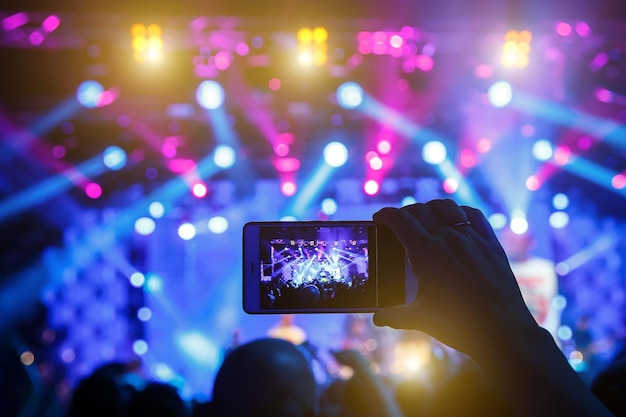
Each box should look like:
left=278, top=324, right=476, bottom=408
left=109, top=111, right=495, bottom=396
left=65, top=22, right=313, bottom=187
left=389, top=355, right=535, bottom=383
left=552, top=193, right=570, bottom=210
left=281, top=181, right=297, bottom=196
left=135, top=217, right=156, bottom=235
left=532, top=140, right=554, bottom=161
left=196, top=80, right=225, bottom=110
left=488, top=81, right=513, bottom=108
left=178, top=223, right=197, bottom=240
left=510, top=216, right=529, bottom=235
left=422, top=141, right=447, bottom=165
left=488, top=213, right=508, bottom=230
left=337, top=82, right=364, bottom=109
left=208, top=216, right=229, bottom=234
left=85, top=182, right=102, bottom=199
left=363, top=179, right=379, bottom=195
left=130, top=272, right=146, bottom=288
left=324, top=142, right=348, bottom=167
left=149, top=201, right=165, bottom=218
left=213, top=145, right=236, bottom=168
left=549, top=211, right=570, bottom=228
left=76, top=80, right=104, bottom=108
left=192, top=182, right=208, bottom=198
left=103, top=146, right=127, bottom=170
left=321, top=198, right=338, bottom=215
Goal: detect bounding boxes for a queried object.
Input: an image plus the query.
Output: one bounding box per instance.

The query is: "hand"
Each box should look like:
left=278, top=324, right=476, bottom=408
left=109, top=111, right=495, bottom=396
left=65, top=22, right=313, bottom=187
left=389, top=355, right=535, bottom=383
left=372, top=199, right=538, bottom=359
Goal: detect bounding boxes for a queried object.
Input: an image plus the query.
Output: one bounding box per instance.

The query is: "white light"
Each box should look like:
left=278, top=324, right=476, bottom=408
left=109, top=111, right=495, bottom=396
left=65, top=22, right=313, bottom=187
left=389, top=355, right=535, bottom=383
left=488, top=81, right=513, bottom=108
left=152, top=363, right=176, bottom=382
left=178, top=223, right=196, bottom=240
left=488, top=213, right=508, bottom=230
left=196, top=80, right=225, bottom=110
left=549, top=211, right=569, bottom=229
left=133, top=339, right=149, bottom=355
left=130, top=272, right=146, bottom=288
left=137, top=307, right=152, bottom=322
left=552, top=193, right=569, bottom=210
left=214, top=144, right=236, bottom=168
left=324, top=141, right=348, bottom=167
left=321, top=198, right=338, bottom=215
left=422, top=141, right=447, bottom=165
left=532, top=140, right=554, bottom=161
left=177, top=332, right=219, bottom=366
left=146, top=274, right=164, bottom=293
left=135, top=217, right=156, bottom=236
left=510, top=217, right=528, bottom=235
left=208, top=216, right=229, bottom=234
left=337, top=82, right=364, bottom=109
left=558, top=325, right=573, bottom=341
left=103, top=146, right=127, bottom=170
left=369, top=156, right=383, bottom=170
left=149, top=201, right=165, bottom=218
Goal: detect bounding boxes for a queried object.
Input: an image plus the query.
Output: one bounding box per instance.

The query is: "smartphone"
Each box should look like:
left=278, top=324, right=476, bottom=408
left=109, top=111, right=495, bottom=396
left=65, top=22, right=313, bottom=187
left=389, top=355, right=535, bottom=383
left=242, top=221, right=416, bottom=314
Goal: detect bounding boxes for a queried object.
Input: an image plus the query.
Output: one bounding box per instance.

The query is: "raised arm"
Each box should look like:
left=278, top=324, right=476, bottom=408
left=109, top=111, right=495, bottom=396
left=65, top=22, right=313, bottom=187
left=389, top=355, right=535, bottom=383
left=372, top=199, right=612, bottom=417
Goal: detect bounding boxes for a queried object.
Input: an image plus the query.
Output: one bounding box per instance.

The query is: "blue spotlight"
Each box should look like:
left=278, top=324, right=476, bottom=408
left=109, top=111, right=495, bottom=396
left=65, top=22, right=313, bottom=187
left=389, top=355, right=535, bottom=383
left=337, top=82, right=364, bottom=109
left=208, top=216, right=229, bottom=234
left=532, top=140, right=553, bottom=161
left=323, top=141, right=348, bottom=167
left=321, top=198, right=338, bottom=215
left=213, top=144, right=236, bottom=168
left=76, top=80, right=104, bottom=108
left=196, top=80, right=225, bottom=110
left=488, top=81, right=513, bottom=108
left=103, top=146, right=127, bottom=170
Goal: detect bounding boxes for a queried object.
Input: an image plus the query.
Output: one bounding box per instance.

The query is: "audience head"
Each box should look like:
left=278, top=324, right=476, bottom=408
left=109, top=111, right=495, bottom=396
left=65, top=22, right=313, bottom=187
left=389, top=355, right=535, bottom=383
left=210, top=337, right=317, bottom=417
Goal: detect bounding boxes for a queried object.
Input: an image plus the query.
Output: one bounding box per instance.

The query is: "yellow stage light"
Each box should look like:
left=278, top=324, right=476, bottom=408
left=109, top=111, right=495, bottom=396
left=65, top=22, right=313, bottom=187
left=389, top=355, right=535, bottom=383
left=297, top=26, right=328, bottom=66
left=501, top=29, right=531, bottom=69
left=131, top=23, right=163, bottom=63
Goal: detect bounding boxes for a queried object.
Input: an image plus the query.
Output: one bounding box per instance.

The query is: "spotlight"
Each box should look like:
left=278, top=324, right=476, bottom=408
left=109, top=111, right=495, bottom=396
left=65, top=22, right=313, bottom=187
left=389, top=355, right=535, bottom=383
left=323, top=142, right=348, bottom=167
left=196, top=80, right=225, bottom=110
left=422, top=141, right=447, bottom=165
left=103, top=146, right=127, bottom=170
left=213, top=144, right=236, bottom=168
left=337, top=82, right=364, bottom=109
left=488, top=81, right=513, bottom=108
left=76, top=80, right=104, bottom=108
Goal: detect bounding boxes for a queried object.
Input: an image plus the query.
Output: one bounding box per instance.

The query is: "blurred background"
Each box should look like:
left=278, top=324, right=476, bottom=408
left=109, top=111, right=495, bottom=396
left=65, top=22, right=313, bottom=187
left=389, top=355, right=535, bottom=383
left=2, top=0, right=626, bottom=414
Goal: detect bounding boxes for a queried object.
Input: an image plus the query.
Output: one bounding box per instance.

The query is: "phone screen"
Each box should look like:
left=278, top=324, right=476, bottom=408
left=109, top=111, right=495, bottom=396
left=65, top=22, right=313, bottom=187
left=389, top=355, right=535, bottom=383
left=243, top=221, right=409, bottom=314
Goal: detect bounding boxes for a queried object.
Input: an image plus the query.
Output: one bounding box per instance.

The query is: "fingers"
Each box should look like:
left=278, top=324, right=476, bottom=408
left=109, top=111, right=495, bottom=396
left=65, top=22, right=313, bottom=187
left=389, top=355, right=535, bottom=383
left=373, top=206, right=430, bottom=246
left=373, top=304, right=421, bottom=329
left=461, top=206, right=501, bottom=247
left=427, top=199, right=470, bottom=226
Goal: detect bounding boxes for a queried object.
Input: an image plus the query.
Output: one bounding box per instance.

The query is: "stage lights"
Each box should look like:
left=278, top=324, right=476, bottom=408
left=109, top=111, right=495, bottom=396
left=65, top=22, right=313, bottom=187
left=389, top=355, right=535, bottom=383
left=422, top=141, right=446, bottom=165
left=323, top=142, right=348, bottom=167
left=501, top=30, right=532, bottom=69
left=297, top=27, right=328, bottom=66
left=213, top=144, right=236, bottom=168
left=337, top=82, right=364, bottom=109
left=196, top=80, right=225, bottom=110
left=76, top=80, right=104, bottom=108
left=131, top=23, right=163, bottom=63
left=488, top=81, right=513, bottom=108
left=103, top=146, right=127, bottom=171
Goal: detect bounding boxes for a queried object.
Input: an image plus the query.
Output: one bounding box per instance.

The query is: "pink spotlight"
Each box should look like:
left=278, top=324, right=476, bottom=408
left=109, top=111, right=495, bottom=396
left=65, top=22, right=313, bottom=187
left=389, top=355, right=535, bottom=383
left=161, top=142, right=177, bottom=158
left=192, top=182, right=208, bottom=198
left=526, top=175, right=542, bottom=191
left=612, top=173, right=626, bottom=190
left=476, top=138, right=492, bottom=153
left=85, top=183, right=102, bottom=199
left=555, top=22, right=572, bottom=37
left=269, top=78, right=281, bottom=91
left=442, top=178, right=458, bottom=194
left=42, top=15, right=60, bottom=33
left=474, top=64, right=494, bottom=79
left=595, top=88, right=613, bottom=103
left=365, top=151, right=378, bottom=163
left=274, top=143, right=290, bottom=156
left=281, top=180, right=297, bottom=196
left=363, top=180, right=379, bottom=195
left=168, top=159, right=196, bottom=173
left=215, top=51, right=232, bottom=70
left=2, top=12, right=29, bottom=31
left=577, top=136, right=593, bottom=151
left=377, top=140, right=392, bottom=155
left=29, top=30, right=45, bottom=46
left=415, top=55, right=434, bottom=72
left=554, top=146, right=571, bottom=166
left=274, top=157, right=300, bottom=173
left=575, top=21, right=591, bottom=37
left=459, top=149, right=476, bottom=168
left=236, top=42, right=250, bottom=56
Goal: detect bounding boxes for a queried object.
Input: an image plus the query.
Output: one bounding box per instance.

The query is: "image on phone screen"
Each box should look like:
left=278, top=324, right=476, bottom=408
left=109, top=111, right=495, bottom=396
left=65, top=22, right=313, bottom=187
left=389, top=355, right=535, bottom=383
left=259, top=225, right=376, bottom=310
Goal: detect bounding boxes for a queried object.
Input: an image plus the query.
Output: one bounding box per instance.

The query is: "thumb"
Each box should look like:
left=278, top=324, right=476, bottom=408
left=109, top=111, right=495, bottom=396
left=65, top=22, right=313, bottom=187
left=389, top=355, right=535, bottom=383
left=373, top=303, right=421, bottom=330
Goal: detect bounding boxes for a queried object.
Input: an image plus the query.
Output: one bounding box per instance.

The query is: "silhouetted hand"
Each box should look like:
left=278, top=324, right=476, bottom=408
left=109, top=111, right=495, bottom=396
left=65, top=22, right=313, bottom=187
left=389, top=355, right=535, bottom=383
left=372, top=199, right=537, bottom=359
